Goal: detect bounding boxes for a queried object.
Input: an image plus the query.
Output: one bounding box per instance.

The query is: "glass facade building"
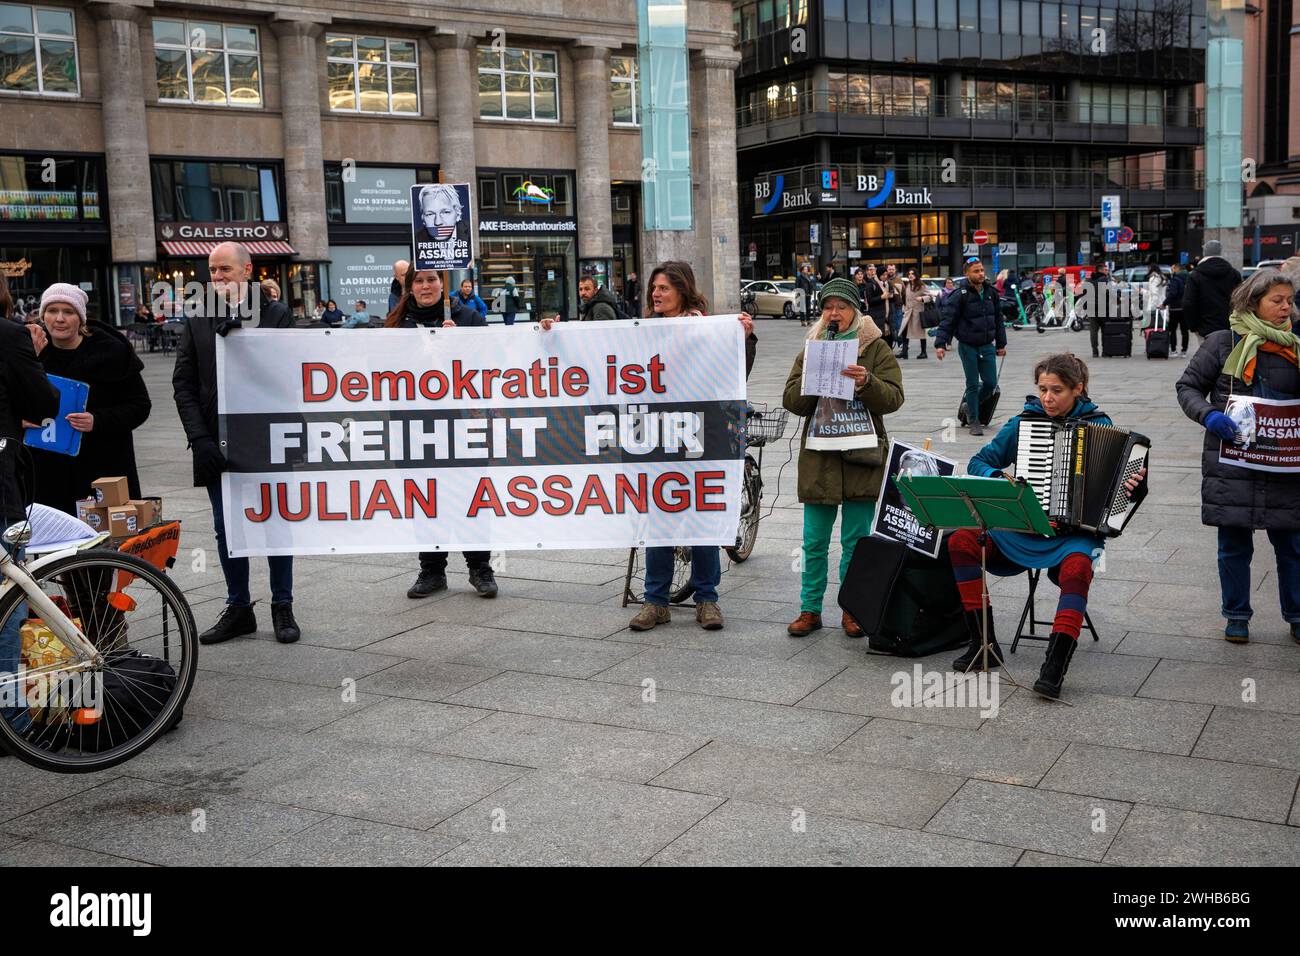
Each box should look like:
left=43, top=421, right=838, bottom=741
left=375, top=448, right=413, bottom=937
left=735, top=0, right=1207, bottom=276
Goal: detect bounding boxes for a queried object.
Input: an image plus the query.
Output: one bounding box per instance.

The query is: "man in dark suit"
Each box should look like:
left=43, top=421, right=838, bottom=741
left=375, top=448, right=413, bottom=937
left=173, top=241, right=299, bottom=646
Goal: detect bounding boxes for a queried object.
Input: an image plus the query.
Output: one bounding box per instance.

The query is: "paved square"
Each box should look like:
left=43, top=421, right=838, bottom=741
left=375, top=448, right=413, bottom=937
left=3, top=319, right=1297, bottom=866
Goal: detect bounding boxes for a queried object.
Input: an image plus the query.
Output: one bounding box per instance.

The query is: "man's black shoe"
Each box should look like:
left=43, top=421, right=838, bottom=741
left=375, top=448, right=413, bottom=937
left=271, top=602, right=300, bottom=644
left=407, top=569, right=447, bottom=599
left=200, top=604, right=257, bottom=645
left=469, top=566, right=498, bottom=598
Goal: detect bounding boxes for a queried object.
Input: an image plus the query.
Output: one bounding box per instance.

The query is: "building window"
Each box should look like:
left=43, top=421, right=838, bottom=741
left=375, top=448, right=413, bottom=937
left=150, top=161, right=282, bottom=222
left=611, top=54, right=639, bottom=126
left=153, top=18, right=261, bottom=107
left=0, top=153, right=100, bottom=220
left=325, top=34, right=419, bottom=115
left=0, top=3, right=78, bottom=96
left=477, top=46, right=559, bottom=122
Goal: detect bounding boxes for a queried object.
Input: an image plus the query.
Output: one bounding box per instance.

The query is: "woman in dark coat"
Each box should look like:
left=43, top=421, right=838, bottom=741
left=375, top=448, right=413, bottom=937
left=27, top=284, right=151, bottom=515
left=861, top=263, right=889, bottom=336
left=1176, top=268, right=1300, bottom=644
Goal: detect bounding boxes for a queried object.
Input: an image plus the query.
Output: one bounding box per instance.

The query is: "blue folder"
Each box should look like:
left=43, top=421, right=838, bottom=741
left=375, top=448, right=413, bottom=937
left=24, top=374, right=90, bottom=457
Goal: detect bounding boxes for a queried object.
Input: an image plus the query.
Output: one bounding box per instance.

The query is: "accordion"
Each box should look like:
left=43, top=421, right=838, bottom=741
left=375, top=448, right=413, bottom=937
left=1014, top=419, right=1150, bottom=537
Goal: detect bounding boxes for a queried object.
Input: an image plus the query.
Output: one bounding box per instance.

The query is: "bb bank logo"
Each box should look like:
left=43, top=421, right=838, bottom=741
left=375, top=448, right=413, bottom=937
left=754, top=174, right=784, bottom=214
left=857, top=170, right=931, bottom=208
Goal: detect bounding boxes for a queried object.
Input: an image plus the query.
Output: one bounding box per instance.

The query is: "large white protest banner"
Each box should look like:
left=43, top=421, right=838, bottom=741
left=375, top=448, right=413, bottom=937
left=216, top=317, right=747, bottom=556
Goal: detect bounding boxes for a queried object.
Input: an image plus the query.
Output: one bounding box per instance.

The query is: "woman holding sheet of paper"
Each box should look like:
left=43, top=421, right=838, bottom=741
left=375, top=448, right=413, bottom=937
left=781, top=276, right=904, bottom=638
left=27, top=283, right=151, bottom=515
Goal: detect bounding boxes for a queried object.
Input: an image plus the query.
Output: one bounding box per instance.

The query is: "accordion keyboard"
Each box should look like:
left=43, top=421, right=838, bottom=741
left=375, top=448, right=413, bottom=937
left=1015, top=419, right=1055, bottom=513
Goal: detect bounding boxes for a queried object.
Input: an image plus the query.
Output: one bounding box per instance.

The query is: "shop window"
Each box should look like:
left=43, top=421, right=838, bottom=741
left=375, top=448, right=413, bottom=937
left=0, top=3, right=78, bottom=96
left=151, top=160, right=282, bottom=222
left=153, top=18, right=261, bottom=107
left=325, top=34, right=419, bottom=115
left=0, top=154, right=100, bottom=221
left=611, top=55, right=639, bottom=126
left=478, top=46, right=559, bottom=123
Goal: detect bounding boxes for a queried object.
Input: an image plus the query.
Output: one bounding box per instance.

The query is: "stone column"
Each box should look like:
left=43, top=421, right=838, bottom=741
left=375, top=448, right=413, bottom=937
left=946, top=69, right=963, bottom=118
left=428, top=29, right=478, bottom=189
left=271, top=18, right=329, bottom=262
left=571, top=40, right=617, bottom=260
left=89, top=2, right=154, bottom=263
left=688, top=46, right=742, bottom=313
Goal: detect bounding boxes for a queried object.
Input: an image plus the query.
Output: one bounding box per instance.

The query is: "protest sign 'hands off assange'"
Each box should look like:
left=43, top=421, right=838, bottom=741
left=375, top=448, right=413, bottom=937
left=215, top=317, right=748, bottom=556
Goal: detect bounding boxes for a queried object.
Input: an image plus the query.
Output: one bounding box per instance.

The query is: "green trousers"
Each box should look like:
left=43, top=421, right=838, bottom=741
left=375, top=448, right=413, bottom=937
left=801, top=500, right=877, bottom=614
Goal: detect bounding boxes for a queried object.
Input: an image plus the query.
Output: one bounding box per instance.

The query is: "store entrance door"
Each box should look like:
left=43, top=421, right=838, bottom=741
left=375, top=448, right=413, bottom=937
left=534, top=253, right=569, bottom=319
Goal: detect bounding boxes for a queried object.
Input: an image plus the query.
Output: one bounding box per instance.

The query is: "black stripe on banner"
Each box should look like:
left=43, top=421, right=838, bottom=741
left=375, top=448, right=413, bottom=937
left=221, top=401, right=748, bottom=473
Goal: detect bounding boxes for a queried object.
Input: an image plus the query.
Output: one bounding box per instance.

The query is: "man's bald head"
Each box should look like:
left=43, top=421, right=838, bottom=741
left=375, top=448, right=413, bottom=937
left=394, top=259, right=409, bottom=279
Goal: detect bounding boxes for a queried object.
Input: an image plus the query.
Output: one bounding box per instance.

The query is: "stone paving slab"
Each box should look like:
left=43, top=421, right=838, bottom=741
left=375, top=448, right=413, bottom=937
left=1104, top=805, right=1300, bottom=866
left=0, top=840, right=154, bottom=867
left=365, top=623, right=643, bottom=677
left=444, top=671, right=641, bottom=722
left=647, top=799, right=1021, bottom=867
left=651, top=740, right=963, bottom=828
left=592, top=646, right=845, bottom=706
left=829, top=718, right=1068, bottom=786
left=924, top=780, right=1131, bottom=862
left=430, top=770, right=723, bottom=866
left=1137, top=659, right=1300, bottom=714
left=1190, top=707, right=1300, bottom=771
left=796, top=663, right=1014, bottom=729
left=1038, top=742, right=1299, bottom=823
left=428, top=711, right=706, bottom=783
left=985, top=689, right=1211, bottom=755
left=3, top=778, right=326, bottom=866
left=1115, top=630, right=1300, bottom=670
left=248, top=815, right=464, bottom=866
left=306, top=698, right=495, bottom=750
left=352, top=659, right=503, bottom=702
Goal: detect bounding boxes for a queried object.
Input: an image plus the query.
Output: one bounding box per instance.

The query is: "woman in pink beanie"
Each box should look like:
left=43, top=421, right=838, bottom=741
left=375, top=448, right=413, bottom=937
left=28, top=283, right=152, bottom=514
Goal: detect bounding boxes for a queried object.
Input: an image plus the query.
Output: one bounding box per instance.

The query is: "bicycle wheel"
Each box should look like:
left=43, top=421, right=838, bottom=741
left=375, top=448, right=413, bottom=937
left=0, top=551, right=198, bottom=773
left=669, top=546, right=695, bottom=605
left=725, top=457, right=762, bottom=563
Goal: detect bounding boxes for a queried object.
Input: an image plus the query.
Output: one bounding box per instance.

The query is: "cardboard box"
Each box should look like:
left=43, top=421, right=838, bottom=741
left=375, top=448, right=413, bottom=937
left=128, top=497, right=162, bottom=528
left=107, top=505, right=139, bottom=538
left=91, top=476, right=130, bottom=507
left=77, top=501, right=108, bottom=532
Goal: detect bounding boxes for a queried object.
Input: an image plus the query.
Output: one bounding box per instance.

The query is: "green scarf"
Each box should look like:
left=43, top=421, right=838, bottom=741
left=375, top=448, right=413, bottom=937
left=1222, top=309, right=1300, bottom=383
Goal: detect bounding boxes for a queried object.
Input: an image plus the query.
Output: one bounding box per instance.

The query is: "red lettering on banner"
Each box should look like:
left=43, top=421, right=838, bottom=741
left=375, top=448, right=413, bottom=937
left=541, top=475, right=573, bottom=515
left=419, top=369, right=448, bottom=400
left=340, top=372, right=367, bottom=402
left=245, top=484, right=272, bottom=522
left=452, top=360, right=480, bottom=399
left=468, top=477, right=504, bottom=516
left=318, top=483, right=347, bottom=520
left=278, top=483, right=310, bottom=521
left=574, top=475, right=613, bottom=515
left=506, top=476, right=539, bottom=516
left=373, top=370, right=416, bottom=401
left=303, top=363, right=337, bottom=402
left=562, top=367, right=589, bottom=396
left=647, top=354, right=666, bottom=394
left=501, top=369, right=527, bottom=399
left=363, top=481, right=402, bottom=520
left=695, top=470, right=726, bottom=511
left=404, top=479, right=437, bottom=518
left=613, top=474, right=647, bottom=513
left=652, top=472, right=691, bottom=512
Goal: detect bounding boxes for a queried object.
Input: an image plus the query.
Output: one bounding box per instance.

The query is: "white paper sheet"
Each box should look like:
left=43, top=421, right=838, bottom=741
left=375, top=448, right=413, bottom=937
left=801, top=339, right=856, bottom=400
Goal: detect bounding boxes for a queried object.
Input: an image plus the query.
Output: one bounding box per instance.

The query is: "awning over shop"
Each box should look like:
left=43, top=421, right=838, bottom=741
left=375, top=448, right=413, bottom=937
left=160, top=240, right=297, bottom=257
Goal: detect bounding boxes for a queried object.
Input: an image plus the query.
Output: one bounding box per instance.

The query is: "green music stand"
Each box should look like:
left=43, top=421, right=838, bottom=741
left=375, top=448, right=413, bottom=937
left=894, top=474, right=1054, bottom=683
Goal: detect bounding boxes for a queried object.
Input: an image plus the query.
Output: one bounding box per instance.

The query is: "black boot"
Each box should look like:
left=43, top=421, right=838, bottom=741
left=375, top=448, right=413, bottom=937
left=952, top=608, right=1003, bottom=671
left=199, top=604, right=257, bottom=645
left=271, top=601, right=300, bottom=644
left=1033, top=632, right=1077, bottom=699
left=407, top=568, right=448, bottom=599
left=468, top=565, right=498, bottom=598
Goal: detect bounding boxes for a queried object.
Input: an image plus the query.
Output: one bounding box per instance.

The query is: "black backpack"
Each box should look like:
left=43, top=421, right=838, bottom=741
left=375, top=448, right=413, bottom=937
left=838, top=534, right=969, bottom=657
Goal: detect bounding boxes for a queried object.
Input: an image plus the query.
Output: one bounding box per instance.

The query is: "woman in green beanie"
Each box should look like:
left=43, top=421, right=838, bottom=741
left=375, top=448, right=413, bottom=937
left=782, top=277, right=905, bottom=637
left=1176, top=268, right=1300, bottom=644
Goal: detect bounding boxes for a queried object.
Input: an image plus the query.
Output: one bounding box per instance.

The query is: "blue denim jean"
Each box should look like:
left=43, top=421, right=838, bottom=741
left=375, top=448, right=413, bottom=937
left=207, top=483, right=293, bottom=606
left=644, top=545, right=720, bottom=606
left=1217, top=526, right=1300, bottom=623
left=0, top=543, right=30, bottom=732
left=957, top=341, right=999, bottom=424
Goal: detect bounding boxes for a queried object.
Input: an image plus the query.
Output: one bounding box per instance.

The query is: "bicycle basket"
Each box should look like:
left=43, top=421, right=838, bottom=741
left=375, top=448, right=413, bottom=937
left=745, top=404, right=789, bottom=447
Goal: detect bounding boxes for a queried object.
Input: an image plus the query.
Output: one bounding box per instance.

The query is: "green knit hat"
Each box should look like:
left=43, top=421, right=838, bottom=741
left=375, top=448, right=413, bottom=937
left=818, top=276, right=861, bottom=311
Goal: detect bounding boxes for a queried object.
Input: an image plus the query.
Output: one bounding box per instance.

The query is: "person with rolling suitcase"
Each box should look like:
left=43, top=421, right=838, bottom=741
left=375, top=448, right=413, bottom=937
left=934, top=257, right=1006, bottom=436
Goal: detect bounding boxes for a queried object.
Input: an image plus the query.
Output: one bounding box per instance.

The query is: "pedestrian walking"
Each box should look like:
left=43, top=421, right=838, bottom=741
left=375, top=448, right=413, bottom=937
left=1175, top=268, right=1300, bottom=644
left=27, top=283, right=151, bottom=515
left=781, top=277, right=903, bottom=638
left=173, top=241, right=301, bottom=645
left=796, top=263, right=816, bottom=327
left=496, top=276, right=521, bottom=325
left=1165, top=262, right=1190, bottom=355
left=897, top=268, right=931, bottom=359
left=453, top=278, right=488, bottom=320
left=1183, top=240, right=1242, bottom=341
left=623, top=271, right=641, bottom=318
left=933, top=257, right=1006, bottom=436
left=1080, top=260, right=1112, bottom=357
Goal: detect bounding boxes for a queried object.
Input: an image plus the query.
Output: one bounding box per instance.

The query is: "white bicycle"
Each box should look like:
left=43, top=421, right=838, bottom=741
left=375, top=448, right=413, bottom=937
left=0, top=509, right=197, bottom=773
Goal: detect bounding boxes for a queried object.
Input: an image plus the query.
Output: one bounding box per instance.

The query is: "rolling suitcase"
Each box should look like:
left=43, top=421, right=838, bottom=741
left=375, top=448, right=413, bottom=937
left=956, top=354, right=1006, bottom=426
left=1101, top=319, right=1133, bottom=357
left=1144, top=311, right=1170, bottom=359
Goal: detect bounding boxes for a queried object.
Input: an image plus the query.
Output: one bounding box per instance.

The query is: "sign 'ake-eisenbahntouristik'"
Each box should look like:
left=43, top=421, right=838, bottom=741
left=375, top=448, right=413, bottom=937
left=215, top=317, right=748, bottom=556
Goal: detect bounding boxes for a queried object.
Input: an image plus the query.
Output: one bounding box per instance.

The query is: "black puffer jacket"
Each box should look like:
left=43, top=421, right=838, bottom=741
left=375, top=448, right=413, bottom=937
left=934, top=279, right=1006, bottom=349
left=1183, top=257, right=1241, bottom=336
left=32, top=321, right=151, bottom=514
left=1175, top=329, right=1300, bottom=529
left=0, top=320, right=59, bottom=522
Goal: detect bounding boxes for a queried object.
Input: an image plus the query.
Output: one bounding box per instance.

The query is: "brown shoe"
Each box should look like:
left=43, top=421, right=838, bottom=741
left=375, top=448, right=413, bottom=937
left=629, top=603, right=670, bottom=631
left=695, top=602, right=724, bottom=630
left=787, top=611, right=823, bottom=637
left=842, top=612, right=864, bottom=638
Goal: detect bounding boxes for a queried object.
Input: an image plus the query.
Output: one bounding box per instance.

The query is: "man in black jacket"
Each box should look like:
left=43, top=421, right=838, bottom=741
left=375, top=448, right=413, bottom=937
left=1183, top=240, right=1242, bottom=340
left=173, top=241, right=300, bottom=646
left=577, top=276, right=620, bottom=321
left=1079, top=260, right=1112, bottom=358
left=796, top=264, right=816, bottom=327
left=934, top=257, right=1006, bottom=436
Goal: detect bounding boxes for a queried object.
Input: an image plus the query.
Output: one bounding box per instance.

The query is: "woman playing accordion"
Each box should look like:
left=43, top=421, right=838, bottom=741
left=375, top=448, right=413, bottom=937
left=945, top=353, right=1147, bottom=699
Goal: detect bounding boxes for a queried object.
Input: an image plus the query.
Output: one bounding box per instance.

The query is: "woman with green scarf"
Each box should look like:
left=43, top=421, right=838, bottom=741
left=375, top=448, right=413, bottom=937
left=782, top=277, right=904, bottom=637
left=1177, top=268, right=1300, bottom=644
